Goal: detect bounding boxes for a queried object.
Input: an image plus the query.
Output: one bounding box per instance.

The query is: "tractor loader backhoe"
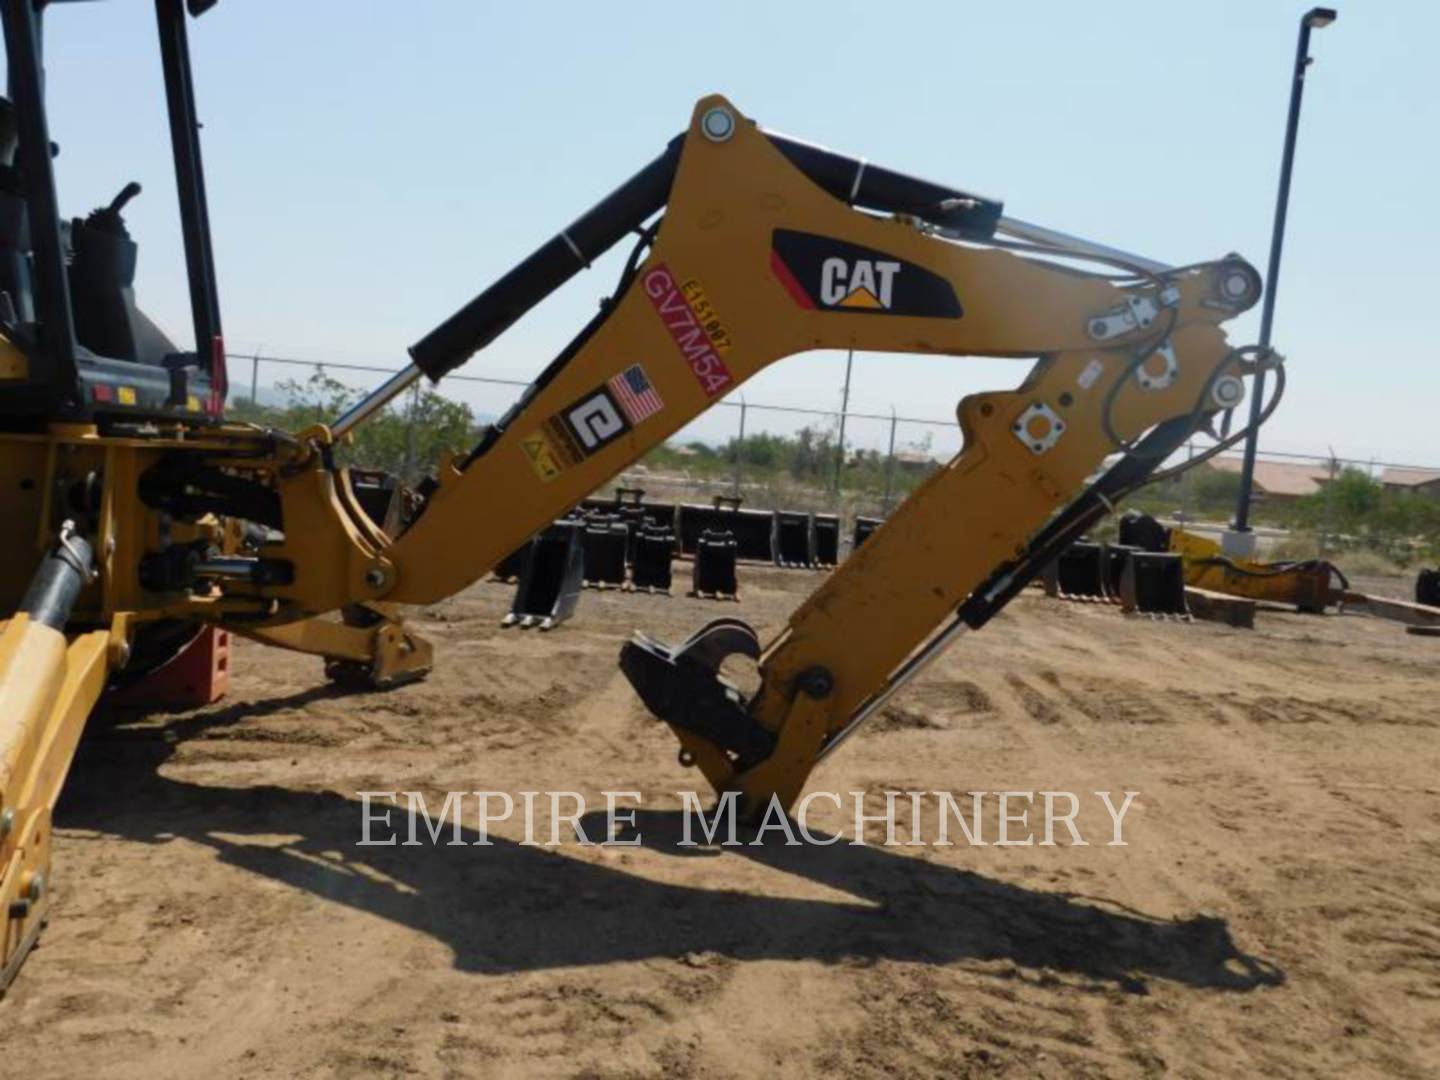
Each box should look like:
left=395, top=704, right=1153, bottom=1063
left=0, top=0, right=1276, bottom=991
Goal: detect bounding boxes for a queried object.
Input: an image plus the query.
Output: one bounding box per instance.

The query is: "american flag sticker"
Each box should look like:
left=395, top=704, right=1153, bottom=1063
left=607, top=364, right=664, bottom=424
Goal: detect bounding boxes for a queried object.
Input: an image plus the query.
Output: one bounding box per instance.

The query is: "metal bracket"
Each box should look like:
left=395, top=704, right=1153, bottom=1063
left=1087, top=287, right=1180, bottom=342
left=618, top=619, right=776, bottom=767
left=1134, top=340, right=1178, bottom=392
left=1012, top=402, right=1066, bottom=455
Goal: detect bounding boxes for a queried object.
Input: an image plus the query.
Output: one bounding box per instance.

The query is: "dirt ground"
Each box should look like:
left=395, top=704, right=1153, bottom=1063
left=7, top=566, right=1440, bottom=1078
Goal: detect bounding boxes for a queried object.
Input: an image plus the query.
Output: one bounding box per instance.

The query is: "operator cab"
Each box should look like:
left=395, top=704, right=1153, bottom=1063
left=0, top=0, right=226, bottom=426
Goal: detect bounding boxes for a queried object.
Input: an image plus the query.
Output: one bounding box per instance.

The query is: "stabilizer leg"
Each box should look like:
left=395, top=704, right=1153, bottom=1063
left=235, top=603, right=433, bottom=689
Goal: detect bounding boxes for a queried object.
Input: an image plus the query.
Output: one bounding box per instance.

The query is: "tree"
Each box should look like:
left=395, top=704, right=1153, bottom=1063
left=227, top=370, right=480, bottom=483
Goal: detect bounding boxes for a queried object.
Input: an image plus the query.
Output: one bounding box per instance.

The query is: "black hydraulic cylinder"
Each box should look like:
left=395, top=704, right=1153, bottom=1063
left=767, top=133, right=1002, bottom=238
left=959, top=417, right=1194, bottom=630
left=407, top=128, right=1005, bottom=383
left=20, top=525, right=94, bottom=631
left=409, top=139, right=684, bottom=381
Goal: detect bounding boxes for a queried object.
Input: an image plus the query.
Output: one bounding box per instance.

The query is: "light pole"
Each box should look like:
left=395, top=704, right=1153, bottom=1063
left=1229, top=6, right=1336, bottom=551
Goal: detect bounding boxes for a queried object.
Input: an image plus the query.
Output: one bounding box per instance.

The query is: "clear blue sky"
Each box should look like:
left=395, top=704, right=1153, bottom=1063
left=24, top=0, right=1439, bottom=465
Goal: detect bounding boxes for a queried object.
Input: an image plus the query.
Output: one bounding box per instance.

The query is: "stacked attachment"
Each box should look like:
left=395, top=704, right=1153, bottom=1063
left=491, top=541, right=529, bottom=583
left=1416, top=567, right=1440, bottom=608
left=677, top=495, right=773, bottom=561
left=852, top=516, right=883, bottom=551
left=691, top=528, right=739, bottom=600
left=584, top=487, right=674, bottom=562
left=1041, top=538, right=1190, bottom=618
left=504, top=519, right=585, bottom=630
left=1041, top=541, right=1108, bottom=600
left=632, top=521, right=676, bottom=593
left=812, top=514, right=840, bottom=567
left=772, top=510, right=815, bottom=568
left=581, top=515, right=629, bottom=589
left=1118, top=551, right=1191, bottom=619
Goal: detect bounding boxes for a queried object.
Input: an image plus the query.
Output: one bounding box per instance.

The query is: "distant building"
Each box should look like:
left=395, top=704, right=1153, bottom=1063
left=1206, top=456, right=1333, bottom=502
left=892, top=449, right=941, bottom=474
left=1380, top=466, right=1440, bottom=499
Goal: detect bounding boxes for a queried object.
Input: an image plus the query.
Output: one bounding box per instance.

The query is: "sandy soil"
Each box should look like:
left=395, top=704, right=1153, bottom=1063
left=7, top=567, right=1440, bottom=1079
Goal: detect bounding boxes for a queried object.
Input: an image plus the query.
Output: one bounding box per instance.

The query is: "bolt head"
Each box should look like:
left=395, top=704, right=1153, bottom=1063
left=0, top=808, right=13, bottom=838
left=365, top=568, right=386, bottom=587
left=1211, top=375, right=1246, bottom=410
left=798, top=667, right=834, bottom=699
left=700, top=106, right=736, bottom=142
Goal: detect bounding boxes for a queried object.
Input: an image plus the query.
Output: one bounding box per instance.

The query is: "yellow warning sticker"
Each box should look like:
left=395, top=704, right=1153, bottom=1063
left=187, top=394, right=202, bottom=412
left=521, top=429, right=565, bottom=483
left=117, top=386, right=137, bottom=405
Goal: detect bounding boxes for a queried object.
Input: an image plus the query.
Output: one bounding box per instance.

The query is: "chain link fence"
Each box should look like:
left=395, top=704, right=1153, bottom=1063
left=228, top=351, right=1437, bottom=531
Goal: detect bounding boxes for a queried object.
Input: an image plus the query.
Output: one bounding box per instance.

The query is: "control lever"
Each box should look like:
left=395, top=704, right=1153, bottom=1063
left=84, top=181, right=142, bottom=236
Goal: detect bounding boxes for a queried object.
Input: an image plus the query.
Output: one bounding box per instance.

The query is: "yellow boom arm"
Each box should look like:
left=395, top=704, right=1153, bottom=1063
left=249, top=96, right=1262, bottom=809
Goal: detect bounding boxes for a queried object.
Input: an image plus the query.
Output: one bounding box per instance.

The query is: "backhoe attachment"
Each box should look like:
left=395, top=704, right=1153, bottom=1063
left=621, top=619, right=773, bottom=768
left=588, top=100, right=1269, bottom=813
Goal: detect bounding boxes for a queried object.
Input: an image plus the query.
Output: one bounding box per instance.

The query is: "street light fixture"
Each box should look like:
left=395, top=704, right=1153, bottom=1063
left=1228, top=6, right=1337, bottom=552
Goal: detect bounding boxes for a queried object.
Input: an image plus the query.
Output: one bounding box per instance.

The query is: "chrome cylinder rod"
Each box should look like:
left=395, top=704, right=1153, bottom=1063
left=996, top=214, right=1172, bottom=273
left=330, top=364, right=424, bottom=440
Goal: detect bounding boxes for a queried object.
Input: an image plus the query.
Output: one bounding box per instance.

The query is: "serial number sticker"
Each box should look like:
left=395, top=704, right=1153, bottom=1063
left=1077, top=358, right=1105, bottom=390
left=680, top=279, right=733, bottom=353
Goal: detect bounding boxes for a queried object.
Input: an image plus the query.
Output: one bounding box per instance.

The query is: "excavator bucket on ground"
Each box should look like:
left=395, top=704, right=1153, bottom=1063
left=491, top=541, right=530, bottom=583
left=1416, top=568, right=1440, bottom=607
left=1102, top=543, right=1140, bottom=599
left=503, top=520, right=585, bottom=629
left=582, top=488, right=670, bottom=564
left=677, top=496, right=773, bottom=561
left=772, top=511, right=815, bottom=568
left=347, top=467, right=422, bottom=537
left=1042, top=541, right=1110, bottom=600
left=691, top=528, right=739, bottom=600
left=1117, top=511, right=1172, bottom=552
left=852, top=516, right=883, bottom=551
left=1118, top=551, right=1191, bottom=618
left=581, top=515, right=629, bottom=589
left=812, top=514, right=840, bottom=567
left=632, top=522, right=676, bottom=594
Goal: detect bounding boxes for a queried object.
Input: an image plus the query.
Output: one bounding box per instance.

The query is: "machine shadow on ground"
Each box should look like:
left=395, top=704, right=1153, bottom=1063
left=57, top=689, right=1284, bottom=996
